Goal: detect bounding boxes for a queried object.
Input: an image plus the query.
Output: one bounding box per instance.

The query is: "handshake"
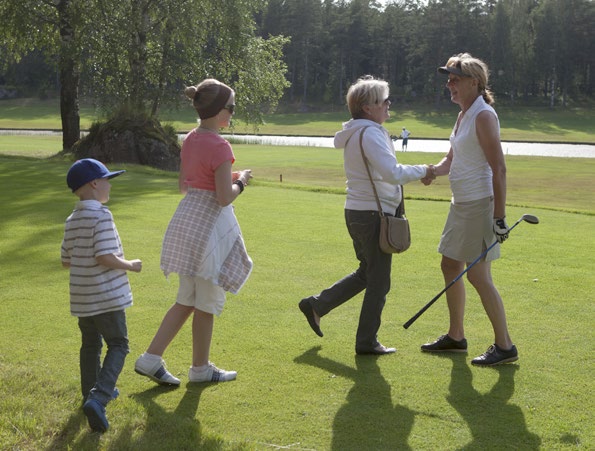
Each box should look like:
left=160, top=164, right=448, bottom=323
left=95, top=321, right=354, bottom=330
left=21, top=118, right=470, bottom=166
left=420, top=164, right=437, bottom=186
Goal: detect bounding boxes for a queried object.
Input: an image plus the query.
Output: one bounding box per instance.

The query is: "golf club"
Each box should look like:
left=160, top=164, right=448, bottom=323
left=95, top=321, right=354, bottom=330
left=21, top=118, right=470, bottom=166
left=403, top=213, right=539, bottom=329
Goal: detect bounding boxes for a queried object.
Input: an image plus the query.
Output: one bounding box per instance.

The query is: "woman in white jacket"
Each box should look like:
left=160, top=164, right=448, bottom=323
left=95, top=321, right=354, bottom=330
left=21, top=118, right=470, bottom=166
left=299, top=75, right=433, bottom=355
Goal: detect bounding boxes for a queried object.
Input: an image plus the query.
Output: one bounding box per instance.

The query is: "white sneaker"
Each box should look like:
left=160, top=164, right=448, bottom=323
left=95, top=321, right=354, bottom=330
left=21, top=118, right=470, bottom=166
left=135, top=354, right=180, bottom=386
left=188, top=362, right=237, bottom=383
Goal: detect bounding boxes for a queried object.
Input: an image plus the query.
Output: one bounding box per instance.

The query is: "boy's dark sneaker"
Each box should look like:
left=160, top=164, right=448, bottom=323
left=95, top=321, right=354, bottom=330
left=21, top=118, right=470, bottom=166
left=421, top=334, right=468, bottom=353
left=472, top=344, right=518, bottom=366
left=82, top=387, right=119, bottom=405
left=82, top=398, right=109, bottom=432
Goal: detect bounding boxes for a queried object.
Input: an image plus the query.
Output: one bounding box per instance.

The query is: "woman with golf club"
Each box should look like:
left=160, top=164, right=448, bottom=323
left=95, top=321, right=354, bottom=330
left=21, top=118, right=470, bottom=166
left=419, top=53, right=518, bottom=366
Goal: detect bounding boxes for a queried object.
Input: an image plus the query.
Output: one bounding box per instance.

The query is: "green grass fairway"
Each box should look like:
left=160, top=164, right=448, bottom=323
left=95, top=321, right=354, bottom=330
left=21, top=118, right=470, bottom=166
left=0, top=136, right=594, bottom=215
left=1, top=98, right=594, bottom=143
left=0, top=154, right=593, bottom=450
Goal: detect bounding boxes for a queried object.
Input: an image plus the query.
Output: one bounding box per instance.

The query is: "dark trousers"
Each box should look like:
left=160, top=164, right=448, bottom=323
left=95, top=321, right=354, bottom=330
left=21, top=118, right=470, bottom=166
left=78, top=309, right=129, bottom=405
left=312, top=209, right=392, bottom=351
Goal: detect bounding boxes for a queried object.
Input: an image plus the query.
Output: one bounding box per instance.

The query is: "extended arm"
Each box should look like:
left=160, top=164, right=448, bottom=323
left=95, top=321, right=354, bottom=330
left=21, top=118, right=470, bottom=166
left=421, top=147, right=452, bottom=185
left=433, top=147, right=453, bottom=177
left=363, top=128, right=428, bottom=184
left=96, top=253, right=142, bottom=272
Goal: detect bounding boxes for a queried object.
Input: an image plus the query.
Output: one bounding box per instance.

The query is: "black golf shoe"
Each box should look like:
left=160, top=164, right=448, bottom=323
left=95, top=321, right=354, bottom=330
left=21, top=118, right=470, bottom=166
left=472, top=344, right=518, bottom=366
left=421, top=334, right=468, bottom=353
left=356, top=344, right=397, bottom=355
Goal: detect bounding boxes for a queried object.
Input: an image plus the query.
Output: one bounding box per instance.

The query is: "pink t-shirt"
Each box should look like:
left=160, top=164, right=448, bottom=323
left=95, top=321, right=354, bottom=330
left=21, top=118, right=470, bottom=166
left=181, top=130, right=235, bottom=191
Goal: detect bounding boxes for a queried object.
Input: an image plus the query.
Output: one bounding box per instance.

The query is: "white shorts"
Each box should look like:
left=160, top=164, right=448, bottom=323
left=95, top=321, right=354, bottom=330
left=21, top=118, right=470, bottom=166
left=176, top=275, right=226, bottom=316
left=438, top=196, right=500, bottom=263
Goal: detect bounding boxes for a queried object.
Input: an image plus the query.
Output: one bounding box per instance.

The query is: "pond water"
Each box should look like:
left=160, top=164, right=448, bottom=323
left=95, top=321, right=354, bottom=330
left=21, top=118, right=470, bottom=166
left=221, top=134, right=595, bottom=158
left=2, top=129, right=593, bottom=158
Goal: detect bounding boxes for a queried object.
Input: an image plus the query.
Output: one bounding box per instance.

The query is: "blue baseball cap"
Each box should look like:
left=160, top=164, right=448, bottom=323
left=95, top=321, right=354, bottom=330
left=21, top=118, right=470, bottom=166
left=67, top=158, right=125, bottom=192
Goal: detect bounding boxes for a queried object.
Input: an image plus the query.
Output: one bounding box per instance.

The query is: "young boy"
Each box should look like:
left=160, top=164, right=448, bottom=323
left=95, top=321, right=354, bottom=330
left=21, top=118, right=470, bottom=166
left=61, top=158, right=142, bottom=432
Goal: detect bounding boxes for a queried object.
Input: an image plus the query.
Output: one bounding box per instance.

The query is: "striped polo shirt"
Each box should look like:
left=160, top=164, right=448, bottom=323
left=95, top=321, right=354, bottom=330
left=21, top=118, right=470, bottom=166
left=61, top=200, right=133, bottom=317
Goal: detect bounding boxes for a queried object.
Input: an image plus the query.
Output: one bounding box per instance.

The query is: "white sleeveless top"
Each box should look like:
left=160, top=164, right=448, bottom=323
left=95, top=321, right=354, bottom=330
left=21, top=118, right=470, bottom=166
left=448, top=96, right=499, bottom=203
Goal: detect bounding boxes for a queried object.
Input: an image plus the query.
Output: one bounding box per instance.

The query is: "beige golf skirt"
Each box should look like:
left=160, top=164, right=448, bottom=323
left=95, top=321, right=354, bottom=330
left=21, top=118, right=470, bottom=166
left=438, top=196, right=500, bottom=263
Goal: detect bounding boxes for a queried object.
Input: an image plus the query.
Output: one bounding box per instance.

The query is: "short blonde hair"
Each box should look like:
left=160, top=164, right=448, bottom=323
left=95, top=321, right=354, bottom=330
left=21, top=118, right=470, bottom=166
left=346, top=76, right=389, bottom=119
left=439, top=53, right=495, bottom=105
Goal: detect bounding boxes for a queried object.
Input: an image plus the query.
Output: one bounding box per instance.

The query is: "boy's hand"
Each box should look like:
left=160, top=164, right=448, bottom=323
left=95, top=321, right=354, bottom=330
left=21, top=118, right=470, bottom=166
left=96, top=254, right=142, bottom=272
left=130, top=259, right=143, bottom=272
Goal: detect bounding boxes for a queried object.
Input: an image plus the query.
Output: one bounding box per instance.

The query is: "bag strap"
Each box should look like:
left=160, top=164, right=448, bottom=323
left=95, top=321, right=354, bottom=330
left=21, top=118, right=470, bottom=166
left=358, top=127, right=405, bottom=217
left=396, top=186, right=405, bottom=217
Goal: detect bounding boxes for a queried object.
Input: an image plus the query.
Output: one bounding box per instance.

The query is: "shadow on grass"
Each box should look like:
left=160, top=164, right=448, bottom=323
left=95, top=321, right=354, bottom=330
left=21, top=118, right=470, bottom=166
left=445, top=354, right=541, bottom=449
left=43, top=384, right=231, bottom=450
left=44, top=409, right=90, bottom=450
left=112, top=384, right=225, bottom=449
left=294, top=346, right=415, bottom=450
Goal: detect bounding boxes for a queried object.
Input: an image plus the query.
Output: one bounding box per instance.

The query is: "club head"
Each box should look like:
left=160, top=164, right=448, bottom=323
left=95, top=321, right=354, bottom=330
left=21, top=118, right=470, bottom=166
left=521, top=214, right=539, bottom=224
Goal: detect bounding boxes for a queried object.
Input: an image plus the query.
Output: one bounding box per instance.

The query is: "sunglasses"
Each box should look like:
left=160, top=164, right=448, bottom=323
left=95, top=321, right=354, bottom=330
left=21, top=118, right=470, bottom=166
left=223, top=104, right=235, bottom=114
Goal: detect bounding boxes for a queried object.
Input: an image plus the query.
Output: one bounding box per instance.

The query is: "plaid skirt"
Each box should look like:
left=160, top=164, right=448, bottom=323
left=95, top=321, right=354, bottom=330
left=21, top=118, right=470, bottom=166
left=161, top=188, right=253, bottom=294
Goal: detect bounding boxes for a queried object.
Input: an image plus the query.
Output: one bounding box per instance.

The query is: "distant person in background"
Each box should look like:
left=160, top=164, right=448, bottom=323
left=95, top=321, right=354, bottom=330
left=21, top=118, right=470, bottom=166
left=400, top=127, right=410, bottom=151
left=419, top=53, right=517, bottom=366
left=298, top=75, right=434, bottom=355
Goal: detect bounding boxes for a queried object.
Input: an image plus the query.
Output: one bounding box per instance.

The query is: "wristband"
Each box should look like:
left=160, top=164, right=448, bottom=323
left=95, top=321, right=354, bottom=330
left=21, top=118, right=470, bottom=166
left=233, top=179, right=245, bottom=193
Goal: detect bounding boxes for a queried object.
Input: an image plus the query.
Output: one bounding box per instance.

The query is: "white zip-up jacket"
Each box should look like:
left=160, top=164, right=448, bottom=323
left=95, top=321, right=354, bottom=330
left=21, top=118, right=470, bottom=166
left=334, top=119, right=427, bottom=214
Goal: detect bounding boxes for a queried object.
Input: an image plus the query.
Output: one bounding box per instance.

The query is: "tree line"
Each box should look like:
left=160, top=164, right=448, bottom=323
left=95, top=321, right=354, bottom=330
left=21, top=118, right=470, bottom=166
left=0, top=0, right=290, bottom=149
left=1, top=0, right=593, bottom=150
left=257, top=0, right=594, bottom=108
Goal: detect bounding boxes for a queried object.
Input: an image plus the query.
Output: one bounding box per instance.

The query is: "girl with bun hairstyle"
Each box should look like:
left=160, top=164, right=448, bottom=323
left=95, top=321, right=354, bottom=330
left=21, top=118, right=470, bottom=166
left=135, top=79, right=253, bottom=384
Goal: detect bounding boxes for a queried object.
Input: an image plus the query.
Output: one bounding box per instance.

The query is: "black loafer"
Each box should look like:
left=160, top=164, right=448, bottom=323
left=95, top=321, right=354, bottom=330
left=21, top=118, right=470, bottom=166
left=356, top=344, right=396, bottom=355
left=299, top=297, right=323, bottom=337
left=421, top=334, right=468, bottom=353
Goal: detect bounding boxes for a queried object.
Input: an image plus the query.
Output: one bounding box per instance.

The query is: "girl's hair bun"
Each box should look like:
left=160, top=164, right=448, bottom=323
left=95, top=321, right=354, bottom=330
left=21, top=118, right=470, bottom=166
left=184, top=85, right=198, bottom=100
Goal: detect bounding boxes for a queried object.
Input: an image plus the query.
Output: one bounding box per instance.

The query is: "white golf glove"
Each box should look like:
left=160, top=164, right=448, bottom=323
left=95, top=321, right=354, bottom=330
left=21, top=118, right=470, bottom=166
left=493, top=217, right=509, bottom=243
